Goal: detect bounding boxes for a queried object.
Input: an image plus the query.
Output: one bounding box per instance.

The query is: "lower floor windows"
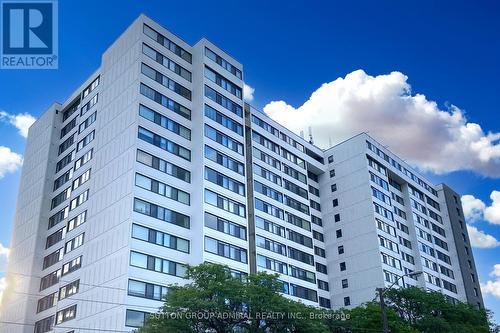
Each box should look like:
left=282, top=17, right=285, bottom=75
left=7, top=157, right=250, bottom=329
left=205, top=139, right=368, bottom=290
left=55, top=304, right=77, bottom=324
left=319, top=297, right=331, bottom=308
left=257, top=254, right=287, bottom=274
left=132, top=223, right=190, bottom=253
left=290, top=283, right=317, bottom=302
left=126, top=309, right=149, bottom=328
left=128, top=279, right=169, bottom=301
left=34, top=315, right=54, bottom=333
left=204, top=236, right=247, bottom=263
left=130, top=251, right=187, bottom=277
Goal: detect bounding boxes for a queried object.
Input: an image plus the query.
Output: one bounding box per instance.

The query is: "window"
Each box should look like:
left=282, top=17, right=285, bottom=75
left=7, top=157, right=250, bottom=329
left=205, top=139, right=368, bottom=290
left=284, top=196, right=309, bottom=215
left=66, top=211, right=87, bottom=232
left=60, top=117, right=77, bottom=138
left=76, top=130, right=95, bottom=152
left=336, top=229, right=342, bottom=238
left=318, top=279, right=329, bottom=291
left=132, top=223, right=189, bottom=253
left=141, top=63, right=191, bottom=100
left=253, top=163, right=281, bottom=185
left=338, top=245, right=344, bottom=254
left=289, top=247, right=314, bottom=266
left=310, top=200, right=321, bottom=211
left=256, top=235, right=287, bottom=256
left=334, top=214, right=341, bottom=222
left=72, top=169, right=91, bottom=190
left=332, top=198, right=339, bottom=207
left=128, top=279, right=168, bottom=301
left=37, top=292, right=57, bottom=313
left=205, top=47, right=242, bottom=79
left=252, top=115, right=279, bottom=136
left=372, top=187, right=391, bottom=205
left=342, top=279, right=349, bottom=289
left=252, top=130, right=280, bottom=153
left=311, top=215, right=322, bottom=226
left=133, top=198, right=190, bottom=228
left=43, top=248, right=63, bottom=269
left=143, top=24, right=192, bottom=63
left=56, top=150, right=75, bottom=172
left=205, top=85, right=242, bottom=117
left=205, top=125, right=244, bottom=155
left=328, top=155, right=334, bottom=163
left=329, top=169, right=335, bottom=178
left=65, top=233, right=84, bottom=254
left=340, top=262, right=346, bottom=271
left=51, top=187, right=71, bottom=209
left=374, top=202, right=394, bottom=221
left=257, top=254, right=287, bottom=274
left=61, top=256, right=82, bottom=276
left=80, top=94, right=98, bottom=116
left=331, top=183, right=337, bottom=192
left=205, top=145, right=245, bottom=175
left=69, top=190, right=89, bottom=211
left=254, top=181, right=282, bottom=202
left=135, top=173, right=190, bottom=205
left=205, top=189, right=246, bottom=217
left=285, top=212, right=311, bottom=231
left=254, top=198, right=283, bottom=219
left=288, top=229, right=313, bottom=248
left=62, top=98, right=80, bottom=121
left=139, top=104, right=191, bottom=140
left=137, top=149, right=190, bottom=183
left=74, top=149, right=93, bottom=171
left=319, top=297, right=331, bottom=309
left=126, top=309, right=149, bottom=328
left=54, top=169, right=73, bottom=191
left=252, top=147, right=281, bottom=170
left=370, top=171, right=389, bottom=191
left=314, top=246, right=326, bottom=257
left=205, top=66, right=242, bottom=99
left=78, top=111, right=97, bottom=133
left=59, top=280, right=79, bottom=300
left=204, top=236, right=247, bottom=263
left=130, top=251, right=187, bottom=277
left=289, top=265, right=316, bottom=283
left=344, top=297, right=351, bottom=306
left=34, top=316, right=54, bottom=333
left=58, top=135, right=75, bottom=155
left=290, top=284, right=317, bottom=302
left=56, top=304, right=77, bottom=324
left=281, top=148, right=305, bottom=169
left=138, top=126, right=191, bottom=160
left=256, top=216, right=285, bottom=237
left=140, top=83, right=191, bottom=120
left=313, top=230, right=324, bottom=242
left=308, top=185, right=319, bottom=197
left=82, top=76, right=99, bottom=99
left=46, top=227, right=65, bottom=249
left=205, top=104, right=243, bottom=135
left=206, top=167, right=245, bottom=196
left=142, top=43, right=191, bottom=81
left=205, top=212, right=246, bottom=240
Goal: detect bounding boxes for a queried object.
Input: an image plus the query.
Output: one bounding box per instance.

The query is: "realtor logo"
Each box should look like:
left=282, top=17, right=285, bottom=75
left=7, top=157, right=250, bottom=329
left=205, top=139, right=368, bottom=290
left=1, top=0, right=58, bottom=69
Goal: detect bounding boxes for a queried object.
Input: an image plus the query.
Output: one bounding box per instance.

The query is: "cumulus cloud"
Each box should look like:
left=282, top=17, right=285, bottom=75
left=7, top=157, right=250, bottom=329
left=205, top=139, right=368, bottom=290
left=263, top=69, right=500, bottom=177
left=0, top=146, right=23, bottom=179
left=0, top=110, right=36, bottom=138
left=466, top=225, right=500, bottom=248
left=243, top=83, right=255, bottom=102
left=462, top=195, right=487, bottom=223
left=462, top=192, right=500, bottom=225
left=481, top=264, right=500, bottom=298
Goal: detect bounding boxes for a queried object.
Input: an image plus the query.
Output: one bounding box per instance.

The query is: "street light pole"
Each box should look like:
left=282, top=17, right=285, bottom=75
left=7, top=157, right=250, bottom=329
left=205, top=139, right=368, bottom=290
left=377, top=271, right=422, bottom=333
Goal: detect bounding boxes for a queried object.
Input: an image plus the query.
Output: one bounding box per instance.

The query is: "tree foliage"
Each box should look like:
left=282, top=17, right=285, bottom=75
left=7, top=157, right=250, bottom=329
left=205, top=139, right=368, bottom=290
left=137, top=263, right=496, bottom=333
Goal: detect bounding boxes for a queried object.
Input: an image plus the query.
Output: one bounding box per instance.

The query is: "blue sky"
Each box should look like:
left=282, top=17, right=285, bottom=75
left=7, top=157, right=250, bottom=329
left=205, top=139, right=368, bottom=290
left=0, top=0, right=499, bottom=323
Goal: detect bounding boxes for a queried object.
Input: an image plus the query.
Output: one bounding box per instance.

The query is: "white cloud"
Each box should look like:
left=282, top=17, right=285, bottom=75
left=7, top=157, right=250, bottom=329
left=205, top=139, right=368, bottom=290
left=462, top=195, right=487, bottom=223
left=263, top=69, right=500, bottom=177
left=481, top=264, right=500, bottom=298
left=0, top=146, right=23, bottom=179
left=484, top=191, right=500, bottom=225
left=461, top=192, right=500, bottom=225
left=243, top=83, right=255, bottom=102
left=466, top=225, right=500, bottom=248
left=0, top=110, right=36, bottom=138
left=0, top=243, right=8, bottom=273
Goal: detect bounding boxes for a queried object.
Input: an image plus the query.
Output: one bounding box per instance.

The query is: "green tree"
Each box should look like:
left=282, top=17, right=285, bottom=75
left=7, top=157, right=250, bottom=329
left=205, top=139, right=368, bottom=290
left=138, top=263, right=330, bottom=333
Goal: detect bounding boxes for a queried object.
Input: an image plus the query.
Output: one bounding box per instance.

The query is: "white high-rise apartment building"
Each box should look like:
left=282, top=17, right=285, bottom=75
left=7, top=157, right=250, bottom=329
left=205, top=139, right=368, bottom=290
left=0, top=14, right=483, bottom=333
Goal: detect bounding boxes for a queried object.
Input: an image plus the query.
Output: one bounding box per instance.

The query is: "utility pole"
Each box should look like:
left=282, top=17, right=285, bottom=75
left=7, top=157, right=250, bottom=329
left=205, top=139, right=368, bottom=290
left=377, top=288, right=390, bottom=333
